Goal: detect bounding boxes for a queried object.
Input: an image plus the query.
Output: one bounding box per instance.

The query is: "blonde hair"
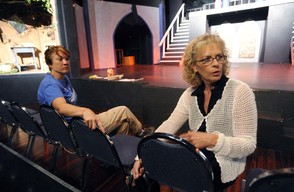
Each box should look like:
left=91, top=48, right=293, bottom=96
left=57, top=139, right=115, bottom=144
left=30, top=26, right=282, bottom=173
left=182, top=33, right=230, bottom=87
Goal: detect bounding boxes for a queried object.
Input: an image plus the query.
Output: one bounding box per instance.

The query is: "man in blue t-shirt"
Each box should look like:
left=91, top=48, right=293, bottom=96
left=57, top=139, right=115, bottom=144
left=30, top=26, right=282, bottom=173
left=38, top=45, right=154, bottom=137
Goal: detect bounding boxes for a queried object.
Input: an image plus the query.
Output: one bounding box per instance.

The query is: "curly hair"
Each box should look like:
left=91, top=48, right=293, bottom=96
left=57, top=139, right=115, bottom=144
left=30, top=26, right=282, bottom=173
left=44, top=45, right=70, bottom=70
left=182, top=33, right=230, bottom=87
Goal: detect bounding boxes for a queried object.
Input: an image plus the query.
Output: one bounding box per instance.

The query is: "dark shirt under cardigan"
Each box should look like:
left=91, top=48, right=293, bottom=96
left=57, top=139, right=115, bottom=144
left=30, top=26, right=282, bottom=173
left=191, top=76, right=235, bottom=191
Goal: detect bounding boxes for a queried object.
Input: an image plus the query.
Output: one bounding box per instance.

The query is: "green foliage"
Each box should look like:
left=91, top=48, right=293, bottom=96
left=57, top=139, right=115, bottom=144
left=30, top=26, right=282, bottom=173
left=26, top=0, right=53, bottom=14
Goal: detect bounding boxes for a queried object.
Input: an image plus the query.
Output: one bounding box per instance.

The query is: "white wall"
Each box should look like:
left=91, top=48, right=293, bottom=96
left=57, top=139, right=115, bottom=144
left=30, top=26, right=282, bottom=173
left=211, top=21, right=264, bottom=63
left=88, top=1, right=160, bottom=69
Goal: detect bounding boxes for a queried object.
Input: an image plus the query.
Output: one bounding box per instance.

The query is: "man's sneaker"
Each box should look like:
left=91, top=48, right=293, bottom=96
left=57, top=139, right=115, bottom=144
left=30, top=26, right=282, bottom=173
left=138, top=127, right=155, bottom=138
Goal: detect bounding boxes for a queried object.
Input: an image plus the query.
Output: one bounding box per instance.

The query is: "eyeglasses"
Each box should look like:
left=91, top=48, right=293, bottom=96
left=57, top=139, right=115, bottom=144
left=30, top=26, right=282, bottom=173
left=196, top=55, right=227, bottom=66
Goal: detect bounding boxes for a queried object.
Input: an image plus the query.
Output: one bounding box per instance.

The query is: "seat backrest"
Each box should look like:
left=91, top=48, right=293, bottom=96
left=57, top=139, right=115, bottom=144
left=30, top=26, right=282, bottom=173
left=0, top=99, right=18, bottom=126
left=10, top=102, right=47, bottom=138
left=249, top=167, right=294, bottom=192
left=39, top=105, right=77, bottom=150
left=138, top=132, right=214, bottom=192
left=70, top=118, right=123, bottom=170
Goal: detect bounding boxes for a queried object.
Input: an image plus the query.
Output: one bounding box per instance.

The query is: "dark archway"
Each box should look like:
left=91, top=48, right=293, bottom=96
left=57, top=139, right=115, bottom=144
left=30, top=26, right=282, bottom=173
left=114, top=5, right=153, bottom=65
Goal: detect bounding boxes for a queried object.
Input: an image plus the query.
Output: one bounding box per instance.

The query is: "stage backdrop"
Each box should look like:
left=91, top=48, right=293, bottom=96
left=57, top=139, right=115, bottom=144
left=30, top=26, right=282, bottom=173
left=189, top=1, right=294, bottom=64
left=86, top=1, right=160, bottom=69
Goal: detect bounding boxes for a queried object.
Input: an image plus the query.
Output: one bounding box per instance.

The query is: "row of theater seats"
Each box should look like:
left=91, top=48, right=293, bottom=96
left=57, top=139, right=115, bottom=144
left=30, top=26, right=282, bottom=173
left=0, top=99, right=140, bottom=191
left=0, top=99, right=294, bottom=192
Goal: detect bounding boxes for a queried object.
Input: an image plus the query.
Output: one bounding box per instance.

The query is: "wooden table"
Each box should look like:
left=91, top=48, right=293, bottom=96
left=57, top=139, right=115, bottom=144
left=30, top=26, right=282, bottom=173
left=10, top=46, right=38, bottom=71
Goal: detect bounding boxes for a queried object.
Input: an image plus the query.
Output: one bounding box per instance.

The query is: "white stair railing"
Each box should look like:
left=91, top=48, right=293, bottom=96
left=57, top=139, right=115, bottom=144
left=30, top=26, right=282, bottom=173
left=290, top=22, right=294, bottom=65
left=159, top=3, right=186, bottom=59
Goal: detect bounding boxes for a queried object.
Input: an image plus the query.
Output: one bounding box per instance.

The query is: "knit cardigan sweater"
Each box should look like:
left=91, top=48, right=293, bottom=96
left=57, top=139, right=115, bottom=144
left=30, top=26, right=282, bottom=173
left=156, top=78, right=257, bottom=183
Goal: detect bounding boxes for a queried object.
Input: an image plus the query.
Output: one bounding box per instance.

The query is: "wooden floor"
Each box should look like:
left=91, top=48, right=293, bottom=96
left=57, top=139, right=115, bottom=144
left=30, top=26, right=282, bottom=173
left=1, top=62, right=294, bottom=191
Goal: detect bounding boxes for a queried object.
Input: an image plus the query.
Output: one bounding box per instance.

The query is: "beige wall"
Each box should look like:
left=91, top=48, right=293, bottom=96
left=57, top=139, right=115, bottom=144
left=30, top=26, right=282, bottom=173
left=0, top=20, right=57, bottom=69
left=88, top=1, right=160, bottom=69
left=0, top=0, right=60, bottom=72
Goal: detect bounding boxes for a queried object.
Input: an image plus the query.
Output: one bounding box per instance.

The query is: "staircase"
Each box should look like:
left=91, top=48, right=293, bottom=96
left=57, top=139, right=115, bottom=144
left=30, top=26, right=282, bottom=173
left=291, top=22, right=294, bottom=65
left=158, top=1, right=273, bottom=65
left=159, top=4, right=189, bottom=65
left=160, top=19, right=189, bottom=64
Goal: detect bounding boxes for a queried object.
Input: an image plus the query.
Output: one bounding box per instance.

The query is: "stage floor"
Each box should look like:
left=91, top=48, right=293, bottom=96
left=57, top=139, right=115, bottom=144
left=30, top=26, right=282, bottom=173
left=82, top=63, right=294, bottom=91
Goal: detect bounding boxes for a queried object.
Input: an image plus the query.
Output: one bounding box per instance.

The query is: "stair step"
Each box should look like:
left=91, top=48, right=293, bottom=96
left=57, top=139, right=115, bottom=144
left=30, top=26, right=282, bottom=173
left=172, top=35, right=189, bottom=41
left=177, top=29, right=189, bottom=33
left=163, top=52, right=184, bottom=58
left=163, top=55, right=182, bottom=59
left=175, top=32, right=189, bottom=36
left=160, top=60, right=181, bottom=63
left=169, top=44, right=187, bottom=48
left=173, top=35, right=189, bottom=41
left=171, top=39, right=189, bottom=43
left=171, top=46, right=187, bottom=50
left=167, top=44, right=186, bottom=47
left=179, top=23, right=189, bottom=28
left=176, top=28, right=189, bottom=32
left=179, top=23, right=189, bottom=26
left=165, top=51, right=184, bottom=54
left=179, top=25, right=189, bottom=29
left=164, top=52, right=184, bottom=56
left=162, top=55, right=182, bottom=58
left=167, top=47, right=186, bottom=51
left=169, top=43, right=188, bottom=47
left=174, top=32, right=189, bottom=36
left=160, top=60, right=180, bottom=62
left=169, top=41, right=188, bottom=45
left=166, top=46, right=185, bottom=48
left=174, top=37, right=189, bottom=41
left=167, top=49, right=186, bottom=52
left=181, top=19, right=189, bottom=24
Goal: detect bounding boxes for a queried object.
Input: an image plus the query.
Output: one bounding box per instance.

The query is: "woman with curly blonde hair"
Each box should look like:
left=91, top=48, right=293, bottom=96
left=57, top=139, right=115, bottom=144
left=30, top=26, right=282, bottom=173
left=182, top=33, right=230, bottom=87
left=133, top=33, right=257, bottom=191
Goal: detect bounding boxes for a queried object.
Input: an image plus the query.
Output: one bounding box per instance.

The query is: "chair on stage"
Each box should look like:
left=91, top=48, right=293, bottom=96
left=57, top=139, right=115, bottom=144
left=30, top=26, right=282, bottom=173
left=9, top=102, right=48, bottom=158
left=39, top=105, right=79, bottom=172
left=0, top=99, right=20, bottom=146
left=70, top=118, right=140, bottom=192
left=241, top=167, right=294, bottom=192
left=137, top=132, right=214, bottom=192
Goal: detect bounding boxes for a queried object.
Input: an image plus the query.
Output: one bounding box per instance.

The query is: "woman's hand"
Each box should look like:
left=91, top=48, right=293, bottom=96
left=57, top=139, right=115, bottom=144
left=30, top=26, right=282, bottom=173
left=132, top=159, right=144, bottom=179
left=180, top=131, right=218, bottom=149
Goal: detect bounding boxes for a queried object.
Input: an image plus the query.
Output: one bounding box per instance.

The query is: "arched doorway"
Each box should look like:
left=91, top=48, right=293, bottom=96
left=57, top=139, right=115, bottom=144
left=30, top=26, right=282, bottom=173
left=114, top=5, right=153, bottom=65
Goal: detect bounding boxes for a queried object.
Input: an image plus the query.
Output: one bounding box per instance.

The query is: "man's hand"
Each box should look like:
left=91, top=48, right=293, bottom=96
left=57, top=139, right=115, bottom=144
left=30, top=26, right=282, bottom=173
left=82, top=109, right=105, bottom=132
left=52, top=98, right=106, bottom=132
